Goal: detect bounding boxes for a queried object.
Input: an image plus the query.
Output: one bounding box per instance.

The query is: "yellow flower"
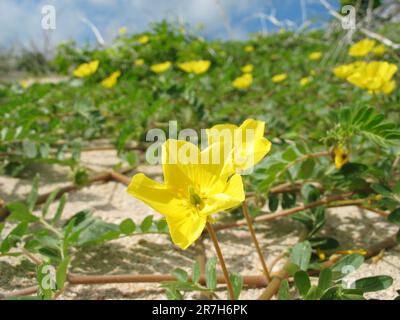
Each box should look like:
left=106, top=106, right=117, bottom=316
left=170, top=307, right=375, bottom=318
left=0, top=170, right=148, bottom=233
left=19, top=79, right=29, bottom=89
left=349, top=38, right=376, bottom=57
left=347, top=61, right=397, bottom=95
left=150, top=61, right=172, bottom=74
left=138, top=35, right=149, bottom=44
left=309, top=52, right=322, bottom=61
left=333, top=61, right=367, bottom=79
left=241, top=64, right=254, bottom=73
left=127, top=139, right=245, bottom=249
left=244, top=45, right=254, bottom=53
left=372, top=44, right=386, bottom=56
left=177, top=60, right=211, bottom=74
left=272, top=73, right=287, bottom=83
left=299, top=77, right=311, bottom=86
left=73, top=60, right=100, bottom=78
left=134, top=58, right=145, bottom=66
left=101, top=71, right=121, bottom=88
left=334, top=147, right=349, bottom=170
left=232, top=73, right=253, bottom=89
left=206, top=119, right=272, bottom=172
left=335, top=249, right=367, bottom=256
left=118, top=27, right=128, bottom=35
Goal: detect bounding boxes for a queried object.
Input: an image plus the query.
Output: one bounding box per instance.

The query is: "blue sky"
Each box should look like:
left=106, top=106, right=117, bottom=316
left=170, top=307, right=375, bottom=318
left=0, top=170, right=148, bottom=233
left=0, top=0, right=339, bottom=49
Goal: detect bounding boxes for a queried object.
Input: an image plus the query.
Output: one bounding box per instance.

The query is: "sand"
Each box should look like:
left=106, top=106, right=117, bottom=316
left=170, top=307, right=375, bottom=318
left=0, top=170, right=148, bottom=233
left=0, top=149, right=399, bottom=300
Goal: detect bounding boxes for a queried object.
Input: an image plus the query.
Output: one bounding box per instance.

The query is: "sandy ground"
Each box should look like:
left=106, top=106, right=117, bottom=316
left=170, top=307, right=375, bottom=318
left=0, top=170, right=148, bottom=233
left=0, top=149, right=399, bottom=300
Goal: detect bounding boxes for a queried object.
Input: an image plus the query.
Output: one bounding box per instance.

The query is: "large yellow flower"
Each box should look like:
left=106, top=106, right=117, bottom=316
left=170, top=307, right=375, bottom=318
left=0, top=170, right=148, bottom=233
left=127, top=140, right=245, bottom=250
left=150, top=61, right=172, bottom=73
left=347, top=61, right=397, bottom=94
left=232, top=73, right=253, bottom=89
left=177, top=60, right=211, bottom=74
left=272, top=73, right=287, bottom=83
left=349, top=38, right=376, bottom=57
left=73, top=60, right=99, bottom=78
left=206, top=119, right=272, bottom=172
left=101, top=71, right=121, bottom=88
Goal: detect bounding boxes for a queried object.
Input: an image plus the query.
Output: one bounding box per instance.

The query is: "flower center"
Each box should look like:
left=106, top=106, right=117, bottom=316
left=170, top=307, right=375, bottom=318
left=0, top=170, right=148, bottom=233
left=188, top=186, right=205, bottom=211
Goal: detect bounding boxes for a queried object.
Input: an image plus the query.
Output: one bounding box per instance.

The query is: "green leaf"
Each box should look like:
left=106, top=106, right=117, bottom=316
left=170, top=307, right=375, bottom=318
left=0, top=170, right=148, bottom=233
left=301, top=184, right=320, bottom=204
left=355, top=276, right=393, bottom=293
left=268, top=193, right=279, bottom=212
left=290, top=241, right=312, bottom=271
left=119, top=218, right=136, bottom=234
left=205, top=257, right=217, bottom=290
left=0, top=222, right=28, bottom=253
left=310, top=237, right=340, bottom=250
left=192, top=261, right=201, bottom=284
left=294, top=270, right=311, bottom=297
left=172, top=268, right=188, bottom=282
left=51, top=194, right=67, bottom=225
left=282, top=192, right=296, bottom=209
left=278, top=279, right=291, bottom=300
left=6, top=202, right=38, bottom=223
left=371, top=184, right=392, bottom=198
left=140, top=215, right=153, bottom=232
left=56, top=256, right=71, bottom=290
left=388, top=208, right=400, bottom=225
left=318, top=268, right=332, bottom=293
left=165, top=287, right=183, bottom=300
left=331, top=254, right=364, bottom=279
left=42, top=189, right=59, bottom=218
left=229, top=273, right=243, bottom=300
left=27, top=174, right=40, bottom=211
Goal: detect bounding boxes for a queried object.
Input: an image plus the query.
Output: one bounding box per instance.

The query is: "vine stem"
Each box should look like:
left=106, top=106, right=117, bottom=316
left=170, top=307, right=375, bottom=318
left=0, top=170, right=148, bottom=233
left=206, top=222, right=235, bottom=300
left=242, top=201, right=271, bottom=282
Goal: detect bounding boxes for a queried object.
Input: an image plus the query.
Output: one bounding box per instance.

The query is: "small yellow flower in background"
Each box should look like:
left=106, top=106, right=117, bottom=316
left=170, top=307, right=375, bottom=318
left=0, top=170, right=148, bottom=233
left=19, top=79, right=29, bottom=89
left=372, top=44, right=386, bottom=56
left=347, top=61, right=397, bottom=95
left=241, top=64, right=254, bottom=73
left=272, top=73, right=288, bottom=83
left=335, top=249, right=368, bottom=256
left=73, top=60, right=100, bottom=78
left=150, top=61, right=172, bottom=74
left=317, top=249, right=326, bottom=261
left=138, top=35, right=150, bottom=44
left=127, top=139, right=245, bottom=250
left=232, top=73, right=253, bottom=89
left=101, top=71, right=121, bottom=88
left=334, top=147, right=349, bottom=170
left=244, top=45, right=254, bottom=53
left=134, top=58, right=145, bottom=66
left=206, top=119, right=272, bottom=172
left=300, top=76, right=311, bottom=86
left=118, top=27, right=128, bottom=35
left=349, top=38, right=376, bottom=57
left=309, top=52, right=322, bottom=61
left=177, top=60, right=211, bottom=74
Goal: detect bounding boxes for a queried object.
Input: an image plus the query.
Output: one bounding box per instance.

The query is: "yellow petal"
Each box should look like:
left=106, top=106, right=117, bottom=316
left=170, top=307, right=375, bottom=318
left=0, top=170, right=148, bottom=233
left=127, top=173, right=188, bottom=217
left=202, top=173, right=245, bottom=216
left=165, top=214, right=207, bottom=250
